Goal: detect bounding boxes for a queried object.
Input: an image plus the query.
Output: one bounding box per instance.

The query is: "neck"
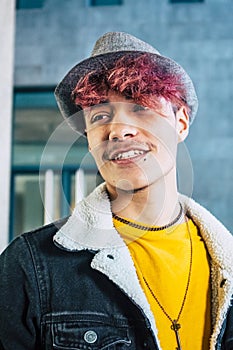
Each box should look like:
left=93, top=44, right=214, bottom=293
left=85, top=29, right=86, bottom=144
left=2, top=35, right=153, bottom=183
left=107, top=168, right=182, bottom=226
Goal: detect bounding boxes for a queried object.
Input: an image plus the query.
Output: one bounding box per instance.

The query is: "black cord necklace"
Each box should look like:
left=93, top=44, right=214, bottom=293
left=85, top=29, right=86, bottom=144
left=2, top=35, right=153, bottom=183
left=112, top=202, right=183, bottom=231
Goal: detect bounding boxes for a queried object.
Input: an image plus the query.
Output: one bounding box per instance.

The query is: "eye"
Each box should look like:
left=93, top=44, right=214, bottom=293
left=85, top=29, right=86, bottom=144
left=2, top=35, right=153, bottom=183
left=91, top=112, right=111, bottom=124
left=133, top=104, right=150, bottom=113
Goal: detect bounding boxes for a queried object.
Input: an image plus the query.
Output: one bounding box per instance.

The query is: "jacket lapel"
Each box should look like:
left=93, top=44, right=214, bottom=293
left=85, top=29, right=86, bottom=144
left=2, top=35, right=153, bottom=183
left=54, top=184, right=233, bottom=349
left=180, top=194, right=233, bottom=349
left=54, top=183, right=161, bottom=346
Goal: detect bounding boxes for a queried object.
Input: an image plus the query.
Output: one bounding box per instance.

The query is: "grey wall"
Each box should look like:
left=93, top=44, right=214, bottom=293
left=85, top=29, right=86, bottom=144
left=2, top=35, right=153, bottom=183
left=14, top=0, right=233, bottom=230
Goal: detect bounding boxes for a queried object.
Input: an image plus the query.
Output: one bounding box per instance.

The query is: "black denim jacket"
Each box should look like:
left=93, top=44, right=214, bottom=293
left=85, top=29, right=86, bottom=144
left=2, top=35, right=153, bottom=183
left=0, top=218, right=233, bottom=350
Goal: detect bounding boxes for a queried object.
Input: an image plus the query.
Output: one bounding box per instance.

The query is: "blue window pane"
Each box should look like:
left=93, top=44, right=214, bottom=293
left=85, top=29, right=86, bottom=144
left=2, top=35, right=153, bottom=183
left=90, top=0, right=122, bottom=6
left=170, top=0, right=203, bottom=2
left=16, top=0, right=44, bottom=9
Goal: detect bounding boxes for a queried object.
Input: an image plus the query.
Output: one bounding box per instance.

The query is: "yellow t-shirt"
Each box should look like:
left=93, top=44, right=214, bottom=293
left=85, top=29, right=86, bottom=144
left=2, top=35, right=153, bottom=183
left=113, top=217, right=211, bottom=350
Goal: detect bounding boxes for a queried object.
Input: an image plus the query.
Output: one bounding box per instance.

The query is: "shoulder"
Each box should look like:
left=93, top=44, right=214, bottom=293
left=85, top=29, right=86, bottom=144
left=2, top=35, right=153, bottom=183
left=179, top=194, right=232, bottom=235
left=0, top=217, right=69, bottom=261
left=23, top=216, right=69, bottom=243
left=180, top=194, right=233, bottom=277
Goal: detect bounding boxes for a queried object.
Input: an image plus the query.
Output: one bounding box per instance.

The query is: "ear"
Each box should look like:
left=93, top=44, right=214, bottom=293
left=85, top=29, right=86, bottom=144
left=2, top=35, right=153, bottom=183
left=176, top=106, right=190, bottom=143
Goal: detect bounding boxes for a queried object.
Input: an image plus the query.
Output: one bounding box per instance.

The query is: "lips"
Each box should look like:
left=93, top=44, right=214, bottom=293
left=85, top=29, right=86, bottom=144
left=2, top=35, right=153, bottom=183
left=112, top=149, right=147, bottom=160
left=103, top=141, right=151, bottom=162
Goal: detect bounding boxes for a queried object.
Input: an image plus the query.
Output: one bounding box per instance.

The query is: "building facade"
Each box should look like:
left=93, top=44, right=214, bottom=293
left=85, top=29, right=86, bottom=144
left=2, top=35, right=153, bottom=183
left=2, top=0, right=233, bottom=249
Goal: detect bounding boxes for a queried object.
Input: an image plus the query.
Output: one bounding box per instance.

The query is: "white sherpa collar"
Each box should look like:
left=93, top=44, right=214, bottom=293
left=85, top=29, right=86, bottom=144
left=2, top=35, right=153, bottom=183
left=54, top=183, right=123, bottom=251
left=54, top=182, right=160, bottom=345
left=53, top=183, right=233, bottom=350
left=54, top=183, right=233, bottom=276
left=179, top=193, right=233, bottom=277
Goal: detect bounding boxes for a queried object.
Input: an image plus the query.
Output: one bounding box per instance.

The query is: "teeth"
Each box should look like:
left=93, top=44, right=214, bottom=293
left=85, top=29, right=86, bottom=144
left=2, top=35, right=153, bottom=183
left=114, top=150, right=145, bottom=160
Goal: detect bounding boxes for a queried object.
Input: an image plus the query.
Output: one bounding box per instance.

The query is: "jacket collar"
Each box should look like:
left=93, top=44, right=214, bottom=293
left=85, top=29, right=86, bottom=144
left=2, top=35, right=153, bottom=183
left=54, top=183, right=233, bottom=349
left=54, top=182, right=233, bottom=276
left=54, top=183, right=123, bottom=251
left=54, top=183, right=160, bottom=343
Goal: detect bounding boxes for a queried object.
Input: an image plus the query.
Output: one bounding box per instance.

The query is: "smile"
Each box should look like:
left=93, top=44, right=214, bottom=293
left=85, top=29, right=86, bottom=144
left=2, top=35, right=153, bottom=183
left=113, top=150, right=146, bottom=160
left=103, top=140, right=152, bottom=163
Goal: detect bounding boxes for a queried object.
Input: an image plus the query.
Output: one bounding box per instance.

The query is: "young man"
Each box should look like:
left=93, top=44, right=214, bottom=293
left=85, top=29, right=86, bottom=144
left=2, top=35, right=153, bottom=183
left=0, top=32, right=233, bottom=350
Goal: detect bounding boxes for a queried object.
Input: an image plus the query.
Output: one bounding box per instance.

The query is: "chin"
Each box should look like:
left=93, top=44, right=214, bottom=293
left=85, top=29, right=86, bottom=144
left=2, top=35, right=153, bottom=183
left=109, top=178, right=151, bottom=193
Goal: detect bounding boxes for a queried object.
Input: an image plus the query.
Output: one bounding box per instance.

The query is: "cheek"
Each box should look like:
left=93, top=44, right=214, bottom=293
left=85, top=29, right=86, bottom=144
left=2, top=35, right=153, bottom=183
left=161, top=131, right=178, bottom=153
left=156, top=136, right=178, bottom=167
left=148, top=119, right=178, bottom=154
left=87, top=129, right=102, bottom=152
left=87, top=132, right=107, bottom=169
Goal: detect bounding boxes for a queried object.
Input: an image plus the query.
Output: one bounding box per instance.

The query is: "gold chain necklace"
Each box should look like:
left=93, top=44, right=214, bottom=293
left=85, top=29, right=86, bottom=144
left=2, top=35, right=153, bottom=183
left=142, top=216, right=193, bottom=350
left=112, top=202, right=183, bottom=231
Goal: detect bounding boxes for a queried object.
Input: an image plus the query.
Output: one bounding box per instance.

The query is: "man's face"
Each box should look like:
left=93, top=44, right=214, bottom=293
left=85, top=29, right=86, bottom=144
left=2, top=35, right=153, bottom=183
left=84, top=91, right=189, bottom=196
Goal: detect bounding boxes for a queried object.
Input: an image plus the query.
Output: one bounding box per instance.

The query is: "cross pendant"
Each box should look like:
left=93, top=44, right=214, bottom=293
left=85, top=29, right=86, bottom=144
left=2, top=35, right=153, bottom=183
left=170, top=320, right=182, bottom=350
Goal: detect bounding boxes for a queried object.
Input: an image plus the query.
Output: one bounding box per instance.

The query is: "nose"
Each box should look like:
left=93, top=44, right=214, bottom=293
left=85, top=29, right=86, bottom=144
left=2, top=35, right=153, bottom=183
left=108, top=111, right=138, bottom=141
left=109, top=122, right=138, bottom=141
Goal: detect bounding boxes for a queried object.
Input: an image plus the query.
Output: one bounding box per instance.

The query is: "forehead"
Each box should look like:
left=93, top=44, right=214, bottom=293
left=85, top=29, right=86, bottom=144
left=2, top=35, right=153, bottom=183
left=88, top=91, right=134, bottom=107
left=84, top=91, right=172, bottom=115
left=105, top=91, right=132, bottom=103
left=83, top=92, right=136, bottom=117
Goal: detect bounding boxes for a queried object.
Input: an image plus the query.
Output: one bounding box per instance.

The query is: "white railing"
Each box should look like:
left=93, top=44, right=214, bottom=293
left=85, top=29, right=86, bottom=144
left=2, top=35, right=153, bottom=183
left=43, top=168, right=86, bottom=225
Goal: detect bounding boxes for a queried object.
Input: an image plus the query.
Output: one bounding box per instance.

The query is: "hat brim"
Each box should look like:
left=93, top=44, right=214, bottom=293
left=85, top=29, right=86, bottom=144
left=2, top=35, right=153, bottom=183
left=55, top=51, right=198, bottom=135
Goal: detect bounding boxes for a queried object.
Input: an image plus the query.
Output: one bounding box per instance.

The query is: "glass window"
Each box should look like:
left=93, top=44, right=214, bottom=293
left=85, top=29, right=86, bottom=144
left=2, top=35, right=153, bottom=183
left=13, top=174, right=44, bottom=235
left=170, top=0, right=203, bottom=3
left=89, top=0, right=122, bottom=6
left=11, top=88, right=100, bottom=239
left=16, top=0, right=44, bottom=9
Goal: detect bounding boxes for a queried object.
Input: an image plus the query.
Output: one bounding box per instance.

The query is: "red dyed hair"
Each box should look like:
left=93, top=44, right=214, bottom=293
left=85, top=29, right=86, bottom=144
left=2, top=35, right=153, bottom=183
left=71, top=53, right=189, bottom=113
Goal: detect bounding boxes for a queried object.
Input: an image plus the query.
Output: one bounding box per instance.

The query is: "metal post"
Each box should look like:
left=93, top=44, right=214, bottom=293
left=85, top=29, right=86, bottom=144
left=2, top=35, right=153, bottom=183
left=44, top=169, right=55, bottom=225
left=75, top=168, right=86, bottom=204
left=61, top=170, right=71, bottom=218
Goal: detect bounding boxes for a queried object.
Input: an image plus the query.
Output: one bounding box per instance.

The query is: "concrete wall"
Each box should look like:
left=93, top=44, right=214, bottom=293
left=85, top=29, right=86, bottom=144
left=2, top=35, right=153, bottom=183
left=14, top=0, right=233, bottom=230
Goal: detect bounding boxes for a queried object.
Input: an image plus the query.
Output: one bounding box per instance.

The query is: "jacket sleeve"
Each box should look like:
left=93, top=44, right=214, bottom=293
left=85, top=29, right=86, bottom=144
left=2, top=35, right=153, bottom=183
left=0, top=236, right=41, bottom=350
left=222, top=298, right=233, bottom=349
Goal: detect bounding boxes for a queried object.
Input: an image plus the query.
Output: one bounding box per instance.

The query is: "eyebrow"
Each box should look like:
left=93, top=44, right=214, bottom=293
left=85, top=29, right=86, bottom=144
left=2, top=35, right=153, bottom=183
left=84, top=100, right=112, bottom=121
left=89, top=100, right=110, bottom=112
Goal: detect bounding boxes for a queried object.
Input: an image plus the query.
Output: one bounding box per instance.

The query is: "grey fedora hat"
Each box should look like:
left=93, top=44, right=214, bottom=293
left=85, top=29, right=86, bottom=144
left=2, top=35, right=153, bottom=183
left=55, top=32, right=198, bottom=135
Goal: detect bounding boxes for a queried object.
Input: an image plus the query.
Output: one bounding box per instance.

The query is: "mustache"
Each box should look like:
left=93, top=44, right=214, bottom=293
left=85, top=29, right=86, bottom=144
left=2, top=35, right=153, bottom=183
left=102, top=140, right=153, bottom=160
